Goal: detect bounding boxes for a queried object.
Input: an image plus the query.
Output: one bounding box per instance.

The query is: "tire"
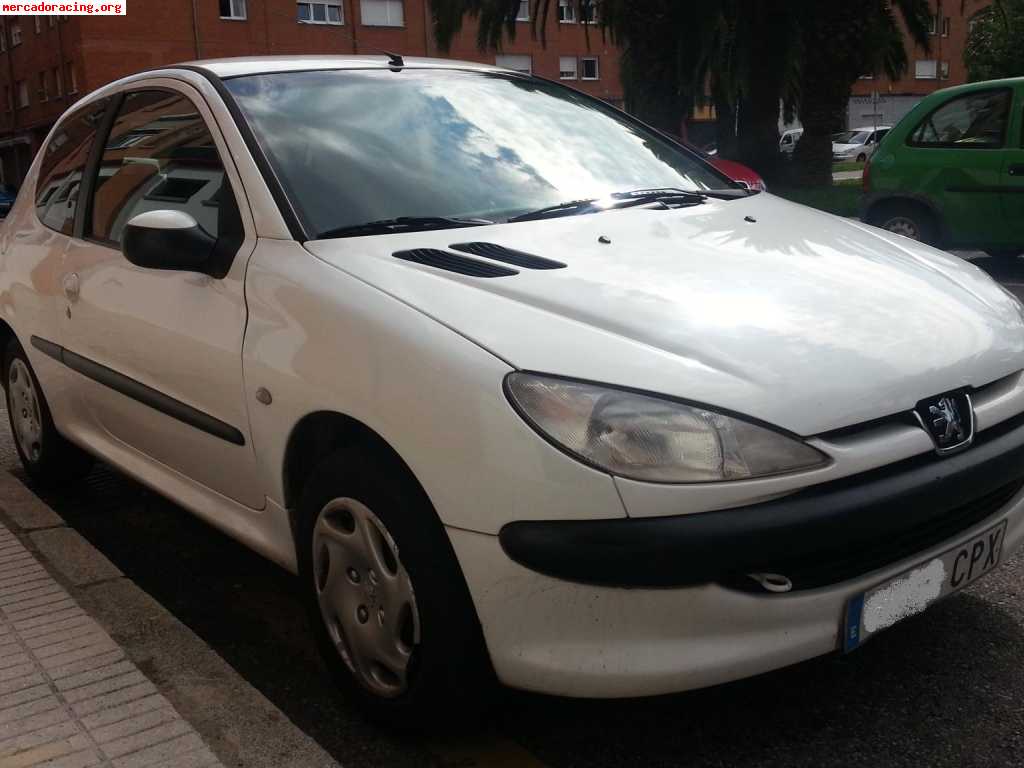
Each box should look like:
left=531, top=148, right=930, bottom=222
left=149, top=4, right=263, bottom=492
left=3, top=337, right=92, bottom=485
left=297, top=444, right=495, bottom=731
left=856, top=153, right=867, bottom=163
left=872, top=202, right=938, bottom=246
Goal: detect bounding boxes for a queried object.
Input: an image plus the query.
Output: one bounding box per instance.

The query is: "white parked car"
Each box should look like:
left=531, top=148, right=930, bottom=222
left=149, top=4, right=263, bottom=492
left=779, top=127, right=803, bottom=156
left=832, top=125, right=892, bottom=162
left=4, top=57, right=1024, bottom=729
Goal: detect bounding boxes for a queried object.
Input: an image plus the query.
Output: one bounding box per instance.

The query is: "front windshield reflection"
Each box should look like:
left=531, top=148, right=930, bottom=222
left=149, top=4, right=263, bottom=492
left=226, top=70, right=731, bottom=238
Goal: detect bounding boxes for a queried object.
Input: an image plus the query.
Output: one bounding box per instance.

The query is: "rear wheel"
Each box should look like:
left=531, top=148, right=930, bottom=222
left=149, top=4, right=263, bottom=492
left=297, top=444, right=494, bottom=731
left=3, top=338, right=92, bottom=485
left=856, top=153, right=867, bottom=163
left=871, top=202, right=938, bottom=246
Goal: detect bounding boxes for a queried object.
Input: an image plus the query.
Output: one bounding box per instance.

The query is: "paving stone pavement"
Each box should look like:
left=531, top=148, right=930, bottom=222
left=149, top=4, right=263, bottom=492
left=0, top=522, right=224, bottom=768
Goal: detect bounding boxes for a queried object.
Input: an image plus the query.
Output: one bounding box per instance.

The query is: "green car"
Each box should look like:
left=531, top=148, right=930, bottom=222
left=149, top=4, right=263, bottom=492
left=862, top=77, right=1024, bottom=257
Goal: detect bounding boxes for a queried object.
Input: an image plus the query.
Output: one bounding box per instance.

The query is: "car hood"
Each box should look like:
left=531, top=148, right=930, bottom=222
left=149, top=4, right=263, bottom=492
left=832, top=142, right=864, bottom=152
left=304, top=193, right=1024, bottom=436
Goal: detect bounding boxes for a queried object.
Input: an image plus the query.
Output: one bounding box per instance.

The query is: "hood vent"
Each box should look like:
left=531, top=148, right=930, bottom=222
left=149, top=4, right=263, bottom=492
left=393, top=248, right=518, bottom=278
left=450, top=242, right=567, bottom=270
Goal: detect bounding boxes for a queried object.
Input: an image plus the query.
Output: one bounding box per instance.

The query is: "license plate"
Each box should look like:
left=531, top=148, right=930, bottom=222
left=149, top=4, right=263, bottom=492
left=843, top=520, right=1007, bottom=652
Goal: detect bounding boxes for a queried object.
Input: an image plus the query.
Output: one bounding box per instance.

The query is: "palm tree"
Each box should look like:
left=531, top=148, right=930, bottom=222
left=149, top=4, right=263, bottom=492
left=791, top=0, right=930, bottom=186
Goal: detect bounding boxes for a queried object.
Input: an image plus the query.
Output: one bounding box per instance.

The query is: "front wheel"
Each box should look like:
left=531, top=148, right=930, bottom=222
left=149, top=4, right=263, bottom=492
left=297, top=445, right=494, bottom=731
left=3, top=338, right=92, bottom=485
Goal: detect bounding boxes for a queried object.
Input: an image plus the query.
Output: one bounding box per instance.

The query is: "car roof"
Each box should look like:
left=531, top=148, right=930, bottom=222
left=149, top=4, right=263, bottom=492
left=175, top=55, right=508, bottom=79
left=848, top=125, right=892, bottom=131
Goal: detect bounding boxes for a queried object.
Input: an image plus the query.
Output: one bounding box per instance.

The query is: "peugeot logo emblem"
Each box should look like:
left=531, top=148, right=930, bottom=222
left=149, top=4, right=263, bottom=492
left=914, top=391, right=974, bottom=455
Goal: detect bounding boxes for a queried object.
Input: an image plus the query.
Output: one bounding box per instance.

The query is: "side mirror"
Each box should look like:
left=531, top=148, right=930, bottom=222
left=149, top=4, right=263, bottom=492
left=122, top=210, right=215, bottom=272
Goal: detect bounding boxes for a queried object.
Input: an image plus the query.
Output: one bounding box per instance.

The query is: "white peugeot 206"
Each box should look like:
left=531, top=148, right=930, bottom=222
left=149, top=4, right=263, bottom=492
left=3, top=56, right=1024, bottom=728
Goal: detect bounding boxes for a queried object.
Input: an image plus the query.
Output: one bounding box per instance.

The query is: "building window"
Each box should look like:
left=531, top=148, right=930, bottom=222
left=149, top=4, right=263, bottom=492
left=940, top=61, right=950, bottom=79
left=16, top=81, right=28, bottom=109
left=34, top=16, right=41, bottom=34
left=581, top=0, right=598, bottom=24
left=559, top=56, right=578, bottom=79
left=48, top=15, right=55, bottom=26
left=558, top=0, right=576, bottom=23
left=11, top=23, right=22, bottom=46
left=297, top=1, right=343, bottom=24
left=495, top=54, right=532, bottom=74
left=219, top=0, right=247, bottom=19
left=360, top=0, right=403, bottom=26
left=581, top=56, right=599, bottom=80
left=515, top=0, right=529, bottom=21
left=915, top=59, right=938, bottom=79
left=38, top=71, right=48, bottom=102
left=928, top=14, right=952, bottom=36
left=66, top=62, right=77, bottom=94
left=53, top=67, right=62, bottom=96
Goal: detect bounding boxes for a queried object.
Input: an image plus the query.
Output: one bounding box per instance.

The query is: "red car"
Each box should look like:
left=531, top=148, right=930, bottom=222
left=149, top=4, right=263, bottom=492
left=706, top=154, right=767, bottom=192
left=688, top=142, right=765, bottom=191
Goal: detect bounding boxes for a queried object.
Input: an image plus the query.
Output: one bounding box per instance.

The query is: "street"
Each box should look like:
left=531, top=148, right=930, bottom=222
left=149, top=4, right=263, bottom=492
left=2, top=252, right=1023, bottom=768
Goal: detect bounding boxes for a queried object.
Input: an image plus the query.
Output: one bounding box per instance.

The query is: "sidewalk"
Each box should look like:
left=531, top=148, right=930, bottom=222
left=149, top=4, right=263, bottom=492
left=832, top=169, right=862, bottom=182
left=0, top=471, right=338, bottom=768
left=1, top=520, right=223, bottom=768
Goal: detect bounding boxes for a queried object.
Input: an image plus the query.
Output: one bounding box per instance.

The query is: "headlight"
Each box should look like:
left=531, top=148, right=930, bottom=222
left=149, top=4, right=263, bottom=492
left=505, top=373, right=828, bottom=483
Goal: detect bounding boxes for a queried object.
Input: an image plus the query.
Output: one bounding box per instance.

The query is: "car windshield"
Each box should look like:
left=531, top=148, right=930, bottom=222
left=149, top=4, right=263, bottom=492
left=224, top=69, right=733, bottom=239
left=833, top=131, right=870, bottom=145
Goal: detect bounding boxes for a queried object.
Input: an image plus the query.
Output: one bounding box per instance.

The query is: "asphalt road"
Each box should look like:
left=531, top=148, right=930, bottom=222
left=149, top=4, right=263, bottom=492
left=3, top=251, right=1024, bottom=768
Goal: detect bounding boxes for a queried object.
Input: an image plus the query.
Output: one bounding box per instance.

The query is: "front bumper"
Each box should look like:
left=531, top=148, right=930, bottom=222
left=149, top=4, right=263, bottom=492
left=450, top=417, right=1024, bottom=698
left=450, top=487, right=1024, bottom=697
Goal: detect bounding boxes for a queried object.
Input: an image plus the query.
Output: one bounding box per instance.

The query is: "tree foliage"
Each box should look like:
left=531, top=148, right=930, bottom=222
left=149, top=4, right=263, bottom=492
left=965, top=2, right=1024, bottom=81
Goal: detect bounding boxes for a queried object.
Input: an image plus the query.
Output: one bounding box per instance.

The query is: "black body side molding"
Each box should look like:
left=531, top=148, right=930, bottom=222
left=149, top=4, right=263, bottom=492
left=30, top=336, right=245, bottom=446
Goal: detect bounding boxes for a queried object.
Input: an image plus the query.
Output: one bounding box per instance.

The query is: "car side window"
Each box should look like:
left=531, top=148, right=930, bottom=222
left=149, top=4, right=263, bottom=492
left=88, top=89, right=242, bottom=255
left=34, top=98, right=110, bottom=235
left=909, top=89, right=1012, bottom=148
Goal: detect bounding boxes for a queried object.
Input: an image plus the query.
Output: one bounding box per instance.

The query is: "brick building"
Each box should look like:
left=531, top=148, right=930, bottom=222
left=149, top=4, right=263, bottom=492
left=0, top=0, right=623, bottom=186
left=847, top=0, right=991, bottom=129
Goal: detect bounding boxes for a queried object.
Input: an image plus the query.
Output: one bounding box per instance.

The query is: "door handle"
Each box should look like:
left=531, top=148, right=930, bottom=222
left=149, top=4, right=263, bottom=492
left=1009, top=164, right=1024, bottom=177
left=62, top=272, right=80, bottom=302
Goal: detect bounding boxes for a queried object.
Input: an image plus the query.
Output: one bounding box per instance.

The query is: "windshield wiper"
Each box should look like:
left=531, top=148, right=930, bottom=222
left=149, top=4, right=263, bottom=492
left=507, top=186, right=749, bottom=224
left=317, top=216, right=495, bottom=240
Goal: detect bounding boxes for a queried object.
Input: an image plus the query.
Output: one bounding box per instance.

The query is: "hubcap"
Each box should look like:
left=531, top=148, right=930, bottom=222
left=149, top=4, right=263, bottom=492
left=8, top=359, right=42, bottom=463
left=883, top=216, right=920, bottom=240
left=312, top=498, right=420, bottom=698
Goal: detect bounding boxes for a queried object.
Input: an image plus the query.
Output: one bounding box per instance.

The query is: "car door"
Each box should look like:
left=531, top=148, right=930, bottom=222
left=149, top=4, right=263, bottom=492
left=59, top=83, right=263, bottom=509
left=1000, top=84, right=1024, bottom=247
left=5, top=98, right=111, bottom=433
left=906, top=87, right=1014, bottom=249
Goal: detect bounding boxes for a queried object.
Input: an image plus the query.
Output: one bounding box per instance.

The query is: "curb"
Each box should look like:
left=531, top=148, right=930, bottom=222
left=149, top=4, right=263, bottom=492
left=0, top=471, right=339, bottom=768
